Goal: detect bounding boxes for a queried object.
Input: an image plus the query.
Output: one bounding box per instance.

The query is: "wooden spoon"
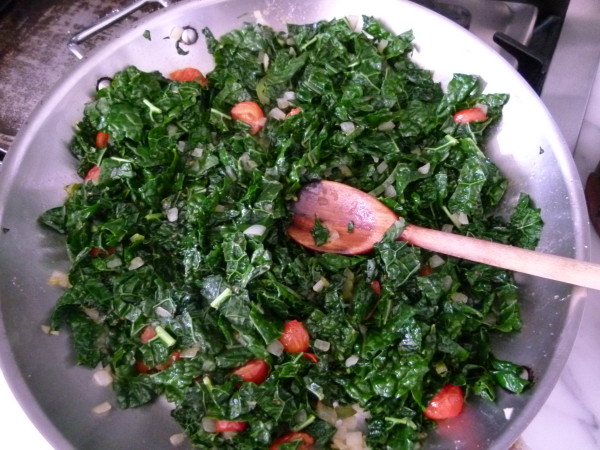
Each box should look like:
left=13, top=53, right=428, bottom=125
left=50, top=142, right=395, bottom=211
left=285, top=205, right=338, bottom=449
left=288, top=180, right=600, bottom=291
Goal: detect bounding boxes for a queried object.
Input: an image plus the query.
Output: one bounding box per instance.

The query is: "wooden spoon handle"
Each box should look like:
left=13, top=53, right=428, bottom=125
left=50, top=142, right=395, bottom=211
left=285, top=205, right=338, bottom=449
left=402, top=224, right=599, bottom=290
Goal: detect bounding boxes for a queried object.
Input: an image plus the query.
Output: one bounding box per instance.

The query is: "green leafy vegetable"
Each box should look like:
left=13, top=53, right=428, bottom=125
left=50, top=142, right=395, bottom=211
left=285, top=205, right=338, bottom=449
left=40, top=16, right=542, bottom=449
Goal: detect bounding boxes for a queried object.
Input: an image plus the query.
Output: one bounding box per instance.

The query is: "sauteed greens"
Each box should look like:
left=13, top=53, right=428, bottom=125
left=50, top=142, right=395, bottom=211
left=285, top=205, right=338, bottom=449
left=40, top=16, right=542, bottom=449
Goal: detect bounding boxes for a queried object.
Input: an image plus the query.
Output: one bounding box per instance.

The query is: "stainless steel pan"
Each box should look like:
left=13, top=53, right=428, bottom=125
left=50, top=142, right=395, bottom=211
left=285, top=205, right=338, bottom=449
left=0, top=0, right=589, bottom=448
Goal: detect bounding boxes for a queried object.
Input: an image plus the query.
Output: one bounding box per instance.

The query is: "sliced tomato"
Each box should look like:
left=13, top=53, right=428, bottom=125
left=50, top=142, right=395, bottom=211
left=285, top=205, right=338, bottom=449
left=424, top=384, right=464, bottom=420
left=419, top=264, right=433, bottom=276
left=89, top=246, right=116, bottom=258
left=453, top=107, right=487, bottom=124
left=303, top=352, right=319, bottom=363
left=286, top=107, right=302, bottom=117
left=370, top=280, right=381, bottom=295
left=279, top=320, right=310, bottom=353
left=84, top=165, right=101, bottom=184
left=214, top=419, right=248, bottom=433
left=231, top=101, right=265, bottom=135
left=269, top=431, right=315, bottom=450
left=140, top=325, right=157, bottom=344
left=155, top=350, right=181, bottom=371
left=232, top=359, right=270, bottom=384
left=169, top=67, right=208, bottom=85
left=135, top=361, right=152, bottom=374
left=95, top=131, right=109, bottom=148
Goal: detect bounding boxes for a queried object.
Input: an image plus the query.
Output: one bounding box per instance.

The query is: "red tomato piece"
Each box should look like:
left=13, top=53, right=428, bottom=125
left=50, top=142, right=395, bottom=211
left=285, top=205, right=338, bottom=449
left=419, top=264, right=433, bottom=276
left=231, top=101, right=265, bottom=135
left=89, top=246, right=116, bottom=258
left=232, top=359, right=270, bottom=384
left=424, top=384, right=464, bottom=420
left=135, top=361, right=152, bottom=374
left=140, top=325, right=157, bottom=344
left=453, top=107, right=488, bottom=124
left=269, top=431, right=315, bottom=450
left=95, top=131, right=109, bottom=148
left=155, top=350, right=181, bottom=371
left=169, top=67, right=208, bottom=86
left=279, top=320, right=310, bottom=353
left=214, top=419, right=248, bottom=433
left=370, top=280, right=381, bottom=295
left=84, top=165, right=101, bottom=184
left=303, top=352, right=319, bottom=363
left=286, top=107, right=302, bottom=117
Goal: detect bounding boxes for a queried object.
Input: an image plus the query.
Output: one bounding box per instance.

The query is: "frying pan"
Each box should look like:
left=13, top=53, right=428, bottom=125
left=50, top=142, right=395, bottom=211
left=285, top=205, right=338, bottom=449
left=0, top=0, right=589, bottom=448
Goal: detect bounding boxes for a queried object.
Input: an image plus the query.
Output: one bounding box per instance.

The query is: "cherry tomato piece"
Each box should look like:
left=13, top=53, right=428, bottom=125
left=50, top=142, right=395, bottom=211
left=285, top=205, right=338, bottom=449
left=95, top=131, right=109, bottom=148
left=453, top=107, right=487, bottom=124
left=214, top=419, right=248, bottom=433
left=279, top=320, right=310, bottom=353
left=270, top=431, right=315, bottom=450
left=155, top=350, right=181, bottom=371
left=84, top=165, right=101, bottom=184
left=424, top=384, right=464, bottom=420
left=89, top=246, right=116, bottom=258
left=303, top=352, right=319, bottom=363
left=135, top=361, right=152, bottom=374
left=370, top=280, right=381, bottom=295
left=232, top=359, right=270, bottom=384
left=231, top=101, right=265, bottom=135
left=140, top=325, right=157, bottom=344
left=286, top=107, right=302, bottom=117
left=419, top=264, right=433, bottom=276
left=169, top=67, right=208, bottom=85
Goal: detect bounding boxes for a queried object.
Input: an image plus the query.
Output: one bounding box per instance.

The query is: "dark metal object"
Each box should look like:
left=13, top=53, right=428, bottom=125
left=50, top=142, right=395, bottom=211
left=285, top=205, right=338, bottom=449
left=586, top=163, right=600, bottom=237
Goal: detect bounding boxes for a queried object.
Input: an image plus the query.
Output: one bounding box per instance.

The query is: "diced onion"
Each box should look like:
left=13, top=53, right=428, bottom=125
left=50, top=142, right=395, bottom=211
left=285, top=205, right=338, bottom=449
left=170, top=433, right=186, bottom=447
left=180, top=345, right=201, bottom=359
left=155, top=306, right=172, bottom=318
left=417, top=162, right=431, bottom=174
left=267, top=339, right=285, bottom=356
left=451, top=292, right=469, bottom=303
left=345, top=355, right=359, bottom=367
left=428, top=254, right=445, bottom=269
left=128, top=256, right=145, bottom=270
left=376, top=161, right=388, bottom=174
left=314, top=339, right=331, bottom=352
left=313, top=277, right=330, bottom=292
left=377, top=39, right=389, bottom=52
left=503, top=407, right=514, bottom=420
left=167, top=207, right=179, bottom=222
left=201, top=417, right=216, bottom=433
left=253, top=9, right=267, bottom=25
left=441, top=224, right=454, bottom=233
left=442, top=275, right=453, bottom=291
left=268, top=107, right=287, bottom=120
left=48, top=270, right=71, bottom=288
left=338, top=165, right=353, bottom=177
left=316, top=402, right=338, bottom=425
left=475, top=103, right=489, bottom=115
left=191, top=147, right=204, bottom=158
left=346, top=431, right=366, bottom=449
left=329, top=229, right=340, bottom=242
left=240, top=152, right=259, bottom=171
left=225, top=166, right=237, bottom=181
left=170, top=26, right=184, bottom=40
left=93, top=368, right=113, bottom=386
left=346, top=15, right=361, bottom=32
left=215, top=205, right=226, bottom=213
left=377, top=121, right=395, bottom=131
left=260, top=51, right=270, bottom=71
left=283, top=91, right=296, bottom=101
left=221, top=431, right=237, bottom=440
left=340, top=121, right=355, bottom=134
left=276, top=97, right=290, bottom=109
left=106, top=257, right=122, bottom=269
left=243, top=224, right=267, bottom=237
left=92, top=401, right=112, bottom=415
left=456, top=211, right=469, bottom=225
left=82, top=306, right=102, bottom=323
left=384, top=184, right=397, bottom=198
left=435, top=361, right=448, bottom=375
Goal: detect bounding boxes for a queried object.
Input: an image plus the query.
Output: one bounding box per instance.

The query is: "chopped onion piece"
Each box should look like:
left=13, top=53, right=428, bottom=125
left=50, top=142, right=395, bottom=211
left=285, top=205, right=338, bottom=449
left=155, top=305, right=172, bottom=318
left=428, top=254, right=445, bottom=269
left=191, top=147, right=204, bottom=158
left=314, top=339, right=331, bottom=352
left=180, top=345, right=200, bottom=359
left=451, top=292, right=469, bottom=303
left=170, top=433, right=186, bottom=447
left=313, top=277, right=330, bottom=292
left=93, top=368, right=113, bottom=386
left=201, top=417, right=216, bottom=433
left=384, top=184, right=397, bottom=198
left=346, top=15, right=361, bottom=32
left=503, top=407, right=514, bottom=420
left=40, top=325, right=51, bottom=334
left=441, top=224, right=454, bottom=233
left=267, top=339, right=285, bottom=356
left=346, top=431, right=366, bottom=449
left=167, top=207, right=179, bottom=222
left=377, top=121, right=395, bottom=131
left=338, top=164, right=353, bottom=177
left=475, top=102, right=489, bottom=115
left=417, top=162, right=431, bottom=174
left=169, top=26, right=184, bottom=41
left=260, top=51, right=270, bottom=71
left=376, top=161, right=388, bottom=173
left=92, top=401, right=112, bottom=415
left=329, top=229, right=340, bottom=242
left=48, top=270, right=71, bottom=288
left=442, top=275, right=453, bottom=291
left=457, top=211, right=469, bottom=225
left=283, top=91, right=296, bottom=101
left=243, top=224, right=267, bottom=236
left=345, top=355, right=359, bottom=367
left=106, top=257, right=122, bottom=269
left=268, top=107, right=287, bottom=120
left=82, top=306, right=102, bottom=323
left=225, top=166, right=237, bottom=181
left=435, top=361, right=448, bottom=375
left=253, top=9, right=267, bottom=25
left=128, top=256, right=145, bottom=270
left=316, top=402, right=338, bottom=425
left=240, top=152, right=259, bottom=171
left=340, top=121, right=355, bottom=134
left=377, top=39, right=389, bottom=52
left=276, top=97, right=290, bottom=109
left=215, top=204, right=226, bottom=213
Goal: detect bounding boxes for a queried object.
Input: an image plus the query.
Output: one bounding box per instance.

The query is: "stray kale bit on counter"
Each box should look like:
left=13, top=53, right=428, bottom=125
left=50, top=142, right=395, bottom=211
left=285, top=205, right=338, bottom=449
left=40, top=16, right=542, bottom=449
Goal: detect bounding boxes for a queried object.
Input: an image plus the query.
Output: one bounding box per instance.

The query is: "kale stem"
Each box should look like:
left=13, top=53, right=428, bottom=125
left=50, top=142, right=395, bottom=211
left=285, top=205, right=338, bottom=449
left=210, top=287, right=232, bottom=309
left=155, top=325, right=176, bottom=347
left=293, top=414, right=316, bottom=431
